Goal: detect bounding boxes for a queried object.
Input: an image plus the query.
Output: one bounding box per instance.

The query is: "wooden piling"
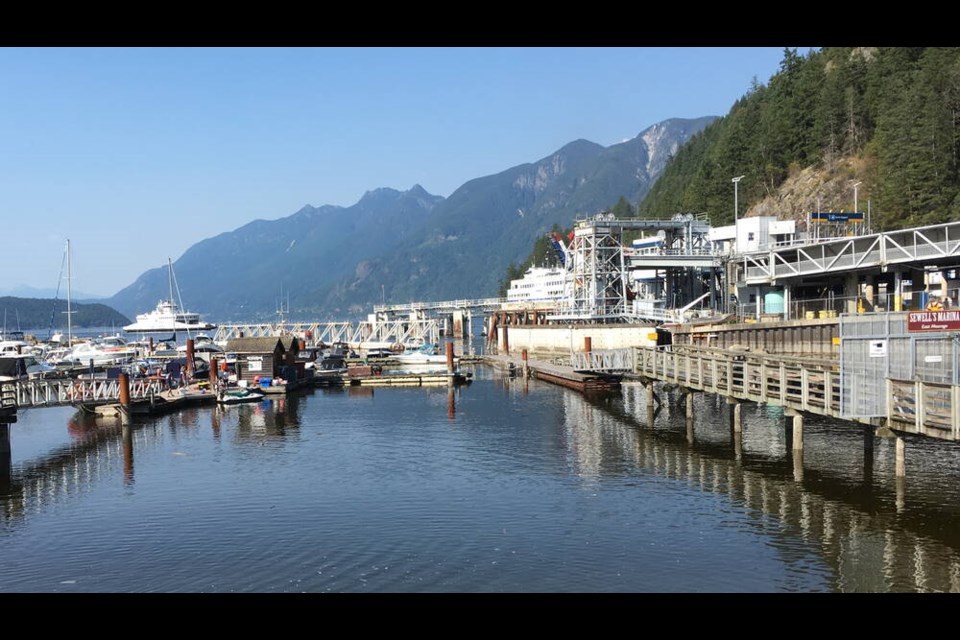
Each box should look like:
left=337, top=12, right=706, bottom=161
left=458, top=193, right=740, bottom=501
left=0, top=422, right=10, bottom=488
left=792, top=413, right=803, bottom=452
left=446, top=342, right=455, bottom=374
left=521, top=349, right=528, bottom=378
left=118, top=372, right=131, bottom=410
left=896, top=436, right=906, bottom=478
left=122, top=423, right=134, bottom=484
left=0, top=422, right=10, bottom=458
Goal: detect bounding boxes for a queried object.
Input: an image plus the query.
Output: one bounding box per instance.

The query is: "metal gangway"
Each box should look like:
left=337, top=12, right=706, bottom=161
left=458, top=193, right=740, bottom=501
left=213, top=318, right=441, bottom=347
left=0, top=377, right=167, bottom=410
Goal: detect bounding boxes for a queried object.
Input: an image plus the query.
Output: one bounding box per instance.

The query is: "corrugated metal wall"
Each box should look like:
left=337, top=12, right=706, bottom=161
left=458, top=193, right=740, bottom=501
left=840, top=312, right=956, bottom=418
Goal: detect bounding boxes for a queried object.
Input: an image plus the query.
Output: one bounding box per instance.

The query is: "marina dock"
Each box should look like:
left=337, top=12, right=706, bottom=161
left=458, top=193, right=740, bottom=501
left=484, top=352, right=622, bottom=394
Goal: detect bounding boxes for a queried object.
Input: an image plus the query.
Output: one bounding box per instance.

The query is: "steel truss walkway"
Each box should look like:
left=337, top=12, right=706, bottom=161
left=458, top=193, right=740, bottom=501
left=741, top=220, right=960, bottom=285
left=213, top=319, right=441, bottom=347
left=372, top=297, right=505, bottom=315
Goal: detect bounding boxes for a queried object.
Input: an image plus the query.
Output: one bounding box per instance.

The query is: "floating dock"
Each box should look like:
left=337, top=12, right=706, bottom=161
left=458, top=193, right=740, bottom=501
left=345, top=361, right=471, bottom=387
left=484, top=353, right=621, bottom=394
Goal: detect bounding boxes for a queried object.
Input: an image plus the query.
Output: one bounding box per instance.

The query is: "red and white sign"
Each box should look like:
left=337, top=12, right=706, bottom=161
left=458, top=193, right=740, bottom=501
left=907, top=310, right=960, bottom=332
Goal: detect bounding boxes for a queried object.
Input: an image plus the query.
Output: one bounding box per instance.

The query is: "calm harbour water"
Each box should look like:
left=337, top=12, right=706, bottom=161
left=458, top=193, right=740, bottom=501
left=2, top=364, right=960, bottom=593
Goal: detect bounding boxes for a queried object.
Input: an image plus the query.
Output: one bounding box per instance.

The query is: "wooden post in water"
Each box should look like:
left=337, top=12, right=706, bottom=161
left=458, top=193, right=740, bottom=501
left=792, top=412, right=803, bottom=453
left=446, top=342, right=455, bottom=374
left=685, top=390, right=694, bottom=444
left=209, top=357, right=219, bottom=388
left=118, top=371, right=131, bottom=410
left=584, top=336, right=592, bottom=369
left=895, top=435, right=906, bottom=478
left=122, top=420, right=134, bottom=484
left=521, top=349, right=528, bottom=378
left=0, top=420, right=11, bottom=491
left=788, top=408, right=804, bottom=481
left=730, top=400, right=743, bottom=461
left=185, top=339, right=195, bottom=380
left=118, top=371, right=131, bottom=426
left=646, top=382, right=656, bottom=428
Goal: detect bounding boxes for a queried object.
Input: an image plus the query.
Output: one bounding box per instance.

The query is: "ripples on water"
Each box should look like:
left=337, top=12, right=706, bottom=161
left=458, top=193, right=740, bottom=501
left=2, top=365, right=959, bottom=593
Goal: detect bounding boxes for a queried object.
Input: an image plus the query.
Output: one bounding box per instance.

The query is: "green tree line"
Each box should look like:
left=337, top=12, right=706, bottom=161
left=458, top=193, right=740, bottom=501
left=0, top=297, right=130, bottom=334
left=640, top=47, right=960, bottom=229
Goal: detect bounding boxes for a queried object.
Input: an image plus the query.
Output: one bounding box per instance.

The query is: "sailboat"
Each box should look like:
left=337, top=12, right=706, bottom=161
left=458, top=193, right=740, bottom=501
left=123, top=259, right=216, bottom=333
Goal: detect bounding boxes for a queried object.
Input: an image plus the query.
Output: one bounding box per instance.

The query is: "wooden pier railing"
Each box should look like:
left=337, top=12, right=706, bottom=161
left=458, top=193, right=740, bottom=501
left=629, top=345, right=842, bottom=418
left=572, top=345, right=960, bottom=442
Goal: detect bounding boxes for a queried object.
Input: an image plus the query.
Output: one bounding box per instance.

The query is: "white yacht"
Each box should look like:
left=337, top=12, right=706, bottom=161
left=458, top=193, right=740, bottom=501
left=65, top=335, right=138, bottom=366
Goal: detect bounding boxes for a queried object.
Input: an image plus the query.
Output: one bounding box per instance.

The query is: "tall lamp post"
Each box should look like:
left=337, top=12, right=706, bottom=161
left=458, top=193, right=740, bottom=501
left=850, top=180, right=863, bottom=234
left=851, top=181, right=862, bottom=214
left=732, top=175, right=745, bottom=224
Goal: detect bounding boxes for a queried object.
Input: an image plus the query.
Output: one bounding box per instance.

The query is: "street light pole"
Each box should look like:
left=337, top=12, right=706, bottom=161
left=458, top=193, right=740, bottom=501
left=732, top=175, right=745, bottom=224
left=851, top=181, right=862, bottom=213
left=851, top=180, right=863, bottom=233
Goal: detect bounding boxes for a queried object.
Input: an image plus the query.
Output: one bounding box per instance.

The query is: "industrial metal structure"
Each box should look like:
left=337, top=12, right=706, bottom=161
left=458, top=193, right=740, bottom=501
left=548, top=212, right=722, bottom=323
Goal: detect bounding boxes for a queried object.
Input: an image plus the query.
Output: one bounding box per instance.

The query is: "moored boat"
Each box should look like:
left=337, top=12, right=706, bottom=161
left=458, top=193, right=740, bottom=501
left=216, top=387, right=265, bottom=405
left=123, top=259, right=216, bottom=333
left=124, top=299, right=216, bottom=333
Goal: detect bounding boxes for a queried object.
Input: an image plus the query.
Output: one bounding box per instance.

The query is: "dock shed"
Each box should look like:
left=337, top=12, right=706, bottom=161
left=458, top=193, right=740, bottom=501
left=225, top=337, right=286, bottom=385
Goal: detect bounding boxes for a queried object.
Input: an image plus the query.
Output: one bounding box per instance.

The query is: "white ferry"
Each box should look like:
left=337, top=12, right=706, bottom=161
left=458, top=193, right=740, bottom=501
left=123, top=258, right=216, bottom=333
left=504, top=267, right=571, bottom=308
left=123, top=299, right=216, bottom=332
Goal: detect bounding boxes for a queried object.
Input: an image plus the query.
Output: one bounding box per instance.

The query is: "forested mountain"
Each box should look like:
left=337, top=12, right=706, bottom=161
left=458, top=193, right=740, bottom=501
left=639, top=47, right=960, bottom=229
left=109, top=117, right=714, bottom=320
left=0, top=297, right=129, bottom=333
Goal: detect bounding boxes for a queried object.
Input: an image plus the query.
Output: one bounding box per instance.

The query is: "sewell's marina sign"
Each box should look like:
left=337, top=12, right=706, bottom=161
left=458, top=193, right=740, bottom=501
left=907, top=310, right=960, bottom=332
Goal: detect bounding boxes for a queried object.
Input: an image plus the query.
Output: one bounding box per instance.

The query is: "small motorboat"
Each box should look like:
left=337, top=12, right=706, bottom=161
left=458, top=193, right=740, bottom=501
left=217, top=387, right=265, bottom=405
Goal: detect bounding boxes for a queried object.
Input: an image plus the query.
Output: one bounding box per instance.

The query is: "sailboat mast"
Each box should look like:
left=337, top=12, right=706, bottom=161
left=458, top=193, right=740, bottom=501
left=168, top=258, right=175, bottom=304
left=66, top=239, right=73, bottom=347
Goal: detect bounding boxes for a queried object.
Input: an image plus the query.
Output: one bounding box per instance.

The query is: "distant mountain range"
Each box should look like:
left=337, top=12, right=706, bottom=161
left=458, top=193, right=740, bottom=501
left=109, top=116, right=716, bottom=321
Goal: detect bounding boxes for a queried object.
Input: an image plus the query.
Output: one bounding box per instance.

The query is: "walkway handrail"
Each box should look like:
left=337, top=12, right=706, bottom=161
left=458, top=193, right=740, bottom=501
left=0, top=377, right=169, bottom=409
left=632, top=345, right=842, bottom=419
left=373, top=297, right=506, bottom=314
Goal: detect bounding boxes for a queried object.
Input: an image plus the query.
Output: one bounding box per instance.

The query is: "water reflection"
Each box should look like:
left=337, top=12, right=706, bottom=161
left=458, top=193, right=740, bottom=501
left=566, top=382, right=960, bottom=592
left=1, top=367, right=959, bottom=592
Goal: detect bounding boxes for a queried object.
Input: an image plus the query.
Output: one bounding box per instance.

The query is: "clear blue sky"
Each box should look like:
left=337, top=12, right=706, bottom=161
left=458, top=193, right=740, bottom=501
left=0, top=47, right=805, bottom=298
